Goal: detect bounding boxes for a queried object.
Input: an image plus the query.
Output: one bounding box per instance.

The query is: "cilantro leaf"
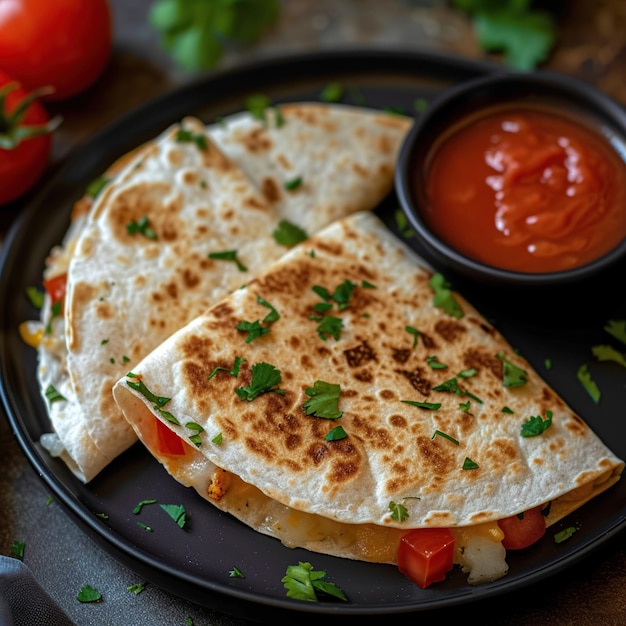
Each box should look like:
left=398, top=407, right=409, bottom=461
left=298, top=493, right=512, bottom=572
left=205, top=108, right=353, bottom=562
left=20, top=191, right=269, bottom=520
left=303, top=381, right=343, bottom=419
left=429, top=273, right=464, bottom=319
left=577, top=363, right=601, bottom=403
left=496, top=352, right=528, bottom=387
left=150, top=0, right=281, bottom=71
left=10, top=541, right=25, bottom=560
left=273, top=219, right=308, bottom=247
left=160, top=503, right=187, bottom=528
left=44, top=384, right=66, bottom=404
left=401, top=399, right=442, bottom=410
left=389, top=500, right=409, bottom=522
left=208, top=249, right=247, bottom=272
left=282, top=562, right=347, bottom=602
left=77, top=585, right=102, bottom=603
left=314, top=315, right=344, bottom=341
left=126, top=215, right=157, bottom=240
left=236, top=362, right=284, bottom=401
left=236, top=319, right=271, bottom=343
left=175, top=127, right=208, bottom=150
left=604, top=319, right=626, bottom=345
left=520, top=410, right=553, bottom=437
left=463, top=457, right=479, bottom=470
left=592, top=344, right=626, bottom=369
left=325, top=425, right=348, bottom=441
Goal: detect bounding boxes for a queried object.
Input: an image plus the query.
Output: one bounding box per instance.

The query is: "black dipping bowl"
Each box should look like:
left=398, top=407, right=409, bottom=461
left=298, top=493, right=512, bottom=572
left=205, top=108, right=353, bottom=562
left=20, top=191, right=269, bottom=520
left=395, top=70, right=626, bottom=292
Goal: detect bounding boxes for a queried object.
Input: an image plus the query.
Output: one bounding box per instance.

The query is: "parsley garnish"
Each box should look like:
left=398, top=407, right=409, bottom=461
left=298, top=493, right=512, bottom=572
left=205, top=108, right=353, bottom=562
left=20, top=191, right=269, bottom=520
left=283, top=176, right=302, bottom=190
left=577, top=364, right=601, bottom=403
left=521, top=410, right=553, bottom=437
left=133, top=499, right=157, bottom=514
left=235, top=362, right=284, bottom=401
left=554, top=526, right=577, bottom=544
left=160, top=503, right=187, bottom=528
left=426, top=355, right=448, bottom=369
left=86, top=175, right=109, bottom=199
left=432, top=376, right=482, bottom=403
left=229, top=566, right=245, bottom=579
left=432, top=430, right=459, bottom=445
left=208, top=249, right=247, bottom=272
left=273, top=219, right=308, bottom=247
left=429, top=273, right=463, bottom=319
left=325, top=425, right=348, bottom=441
left=127, top=582, right=147, bottom=595
left=77, top=585, right=102, bottom=603
left=312, top=314, right=343, bottom=342
left=405, top=325, right=420, bottom=347
left=502, top=406, right=514, bottom=414
left=186, top=422, right=205, bottom=447
left=175, top=128, right=208, bottom=150
left=497, top=352, right=528, bottom=387
left=25, top=286, right=44, bottom=309
left=319, top=83, right=344, bottom=102
left=212, top=432, right=223, bottom=445
left=463, top=457, right=479, bottom=470
left=604, top=319, right=626, bottom=344
left=303, top=381, right=343, bottom=419
left=401, top=400, right=441, bottom=410
left=125, top=374, right=179, bottom=424
left=282, top=561, right=347, bottom=603
left=389, top=500, right=409, bottom=522
left=45, top=384, right=66, bottom=404
left=394, top=208, right=414, bottom=238
left=591, top=345, right=626, bottom=369
left=10, top=541, right=25, bottom=560
left=245, top=93, right=273, bottom=122
left=236, top=319, right=270, bottom=343
left=126, top=215, right=157, bottom=240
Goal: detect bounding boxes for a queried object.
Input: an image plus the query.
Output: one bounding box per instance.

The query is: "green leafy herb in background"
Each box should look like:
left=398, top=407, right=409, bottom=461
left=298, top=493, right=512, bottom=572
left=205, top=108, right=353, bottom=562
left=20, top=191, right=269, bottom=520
left=150, top=0, right=281, bottom=71
left=452, top=0, right=556, bottom=70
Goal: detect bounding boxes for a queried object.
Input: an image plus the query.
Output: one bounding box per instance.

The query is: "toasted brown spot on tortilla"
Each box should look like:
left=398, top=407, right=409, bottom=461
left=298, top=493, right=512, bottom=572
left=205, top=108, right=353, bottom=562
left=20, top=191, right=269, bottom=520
left=396, top=367, right=431, bottom=396
left=464, top=348, right=502, bottom=379
left=344, top=341, right=377, bottom=368
left=434, top=319, right=466, bottom=343
left=261, top=177, right=281, bottom=203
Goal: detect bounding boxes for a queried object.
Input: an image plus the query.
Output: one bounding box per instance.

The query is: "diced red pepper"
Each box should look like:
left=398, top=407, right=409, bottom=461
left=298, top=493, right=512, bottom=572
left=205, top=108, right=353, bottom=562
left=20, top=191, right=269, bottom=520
left=155, top=418, right=186, bottom=456
left=43, top=273, right=67, bottom=307
left=397, top=527, right=456, bottom=588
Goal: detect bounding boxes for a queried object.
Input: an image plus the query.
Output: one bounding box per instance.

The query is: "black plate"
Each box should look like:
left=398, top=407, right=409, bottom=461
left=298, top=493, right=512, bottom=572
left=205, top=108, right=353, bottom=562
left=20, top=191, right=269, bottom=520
left=1, top=49, right=626, bottom=621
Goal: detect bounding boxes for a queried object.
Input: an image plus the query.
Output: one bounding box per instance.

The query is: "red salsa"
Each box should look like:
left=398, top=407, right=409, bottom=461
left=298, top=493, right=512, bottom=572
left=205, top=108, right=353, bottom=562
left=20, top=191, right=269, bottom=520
left=422, top=106, right=626, bottom=273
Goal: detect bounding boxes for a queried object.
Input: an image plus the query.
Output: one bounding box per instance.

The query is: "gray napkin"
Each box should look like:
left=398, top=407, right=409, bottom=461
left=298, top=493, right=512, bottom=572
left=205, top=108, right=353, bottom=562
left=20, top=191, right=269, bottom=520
left=0, top=555, right=74, bottom=626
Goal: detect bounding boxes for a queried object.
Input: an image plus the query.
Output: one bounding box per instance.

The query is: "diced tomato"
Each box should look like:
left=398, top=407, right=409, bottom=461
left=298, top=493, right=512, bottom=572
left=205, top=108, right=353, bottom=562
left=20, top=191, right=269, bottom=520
left=155, top=418, right=186, bottom=456
left=43, top=273, right=67, bottom=306
left=397, top=528, right=456, bottom=589
left=497, top=506, right=546, bottom=550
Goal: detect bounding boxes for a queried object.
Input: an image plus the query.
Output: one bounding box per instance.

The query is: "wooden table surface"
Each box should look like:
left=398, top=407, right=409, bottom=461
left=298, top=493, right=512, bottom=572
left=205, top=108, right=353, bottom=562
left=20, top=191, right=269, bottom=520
left=1, top=1, right=626, bottom=624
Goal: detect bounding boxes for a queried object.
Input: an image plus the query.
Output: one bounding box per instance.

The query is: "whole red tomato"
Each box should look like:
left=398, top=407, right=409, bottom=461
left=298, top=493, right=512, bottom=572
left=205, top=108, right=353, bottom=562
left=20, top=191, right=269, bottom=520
left=0, top=71, right=56, bottom=204
left=0, top=0, right=112, bottom=101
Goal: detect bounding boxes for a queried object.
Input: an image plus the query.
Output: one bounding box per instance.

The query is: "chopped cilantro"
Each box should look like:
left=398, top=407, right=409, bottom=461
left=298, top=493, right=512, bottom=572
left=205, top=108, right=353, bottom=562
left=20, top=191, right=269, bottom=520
left=604, top=319, right=626, bottom=345
left=208, top=249, right=247, bottom=272
left=303, top=381, right=343, bottom=419
left=44, top=384, right=66, bottom=404
left=175, top=128, right=208, bottom=150
left=283, top=176, right=302, bottom=190
left=126, top=215, right=157, bottom=240
left=236, top=319, right=271, bottom=343
left=186, top=422, right=205, bottom=447
left=282, top=561, right=348, bottom=602
left=160, top=503, right=187, bottom=528
left=86, top=175, right=109, bottom=199
left=432, top=430, right=459, bottom=445
left=394, top=208, right=414, bottom=238
left=10, top=541, right=25, bottom=560
left=389, top=500, right=409, bottom=522
left=273, top=219, right=308, bottom=247
left=319, top=82, right=344, bottom=102
left=521, top=410, right=553, bottom=437
left=212, top=432, right=223, bottom=445
left=502, top=406, right=514, bottom=414
left=414, top=98, right=428, bottom=112
left=429, top=273, right=463, bottom=319
left=127, top=582, right=148, bottom=595
left=313, top=315, right=343, bottom=341
left=235, top=362, right=284, bottom=401
left=497, top=352, right=528, bottom=387
left=463, top=457, right=479, bottom=470
left=245, top=93, right=273, bottom=122
left=77, top=585, right=102, bottom=603
left=592, top=345, right=626, bottom=369
left=229, top=566, right=245, bottom=578
left=577, top=364, right=601, bottom=403
left=426, top=355, right=448, bottom=369
left=133, top=499, right=157, bottom=514
left=401, top=400, right=441, bottom=410
left=405, top=325, right=420, bottom=347
left=554, top=526, right=578, bottom=544
left=325, top=425, right=348, bottom=441
left=25, top=286, right=44, bottom=309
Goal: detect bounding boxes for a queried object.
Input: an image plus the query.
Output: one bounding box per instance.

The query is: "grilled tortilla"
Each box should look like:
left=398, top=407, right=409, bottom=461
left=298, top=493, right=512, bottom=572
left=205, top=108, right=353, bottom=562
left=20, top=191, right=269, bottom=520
left=36, top=103, right=411, bottom=482
left=112, top=211, right=623, bottom=581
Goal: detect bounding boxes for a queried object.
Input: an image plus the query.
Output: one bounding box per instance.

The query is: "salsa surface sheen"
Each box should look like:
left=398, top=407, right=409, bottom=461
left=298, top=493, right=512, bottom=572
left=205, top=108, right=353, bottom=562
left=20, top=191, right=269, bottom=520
left=423, top=106, right=626, bottom=273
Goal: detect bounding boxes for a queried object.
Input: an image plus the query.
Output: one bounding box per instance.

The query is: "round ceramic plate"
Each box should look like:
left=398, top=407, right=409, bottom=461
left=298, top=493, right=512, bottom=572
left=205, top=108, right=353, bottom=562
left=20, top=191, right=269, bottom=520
left=1, top=49, right=625, bottom=621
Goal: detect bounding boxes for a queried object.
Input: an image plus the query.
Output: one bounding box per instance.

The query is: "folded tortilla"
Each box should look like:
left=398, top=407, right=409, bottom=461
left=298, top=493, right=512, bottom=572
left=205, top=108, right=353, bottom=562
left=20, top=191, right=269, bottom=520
left=112, top=211, right=623, bottom=582
left=36, top=103, right=411, bottom=482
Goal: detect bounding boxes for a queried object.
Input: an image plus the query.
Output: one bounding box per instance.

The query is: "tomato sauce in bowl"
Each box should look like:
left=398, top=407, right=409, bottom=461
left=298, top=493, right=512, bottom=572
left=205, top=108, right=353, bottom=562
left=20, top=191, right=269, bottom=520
left=396, top=71, right=626, bottom=286
left=424, top=106, right=626, bottom=273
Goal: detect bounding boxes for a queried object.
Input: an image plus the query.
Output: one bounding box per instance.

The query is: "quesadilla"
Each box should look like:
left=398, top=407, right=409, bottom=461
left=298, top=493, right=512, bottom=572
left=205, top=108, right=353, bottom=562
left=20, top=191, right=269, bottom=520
left=112, top=210, right=623, bottom=587
left=32, top=103, right=411, bottom=482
